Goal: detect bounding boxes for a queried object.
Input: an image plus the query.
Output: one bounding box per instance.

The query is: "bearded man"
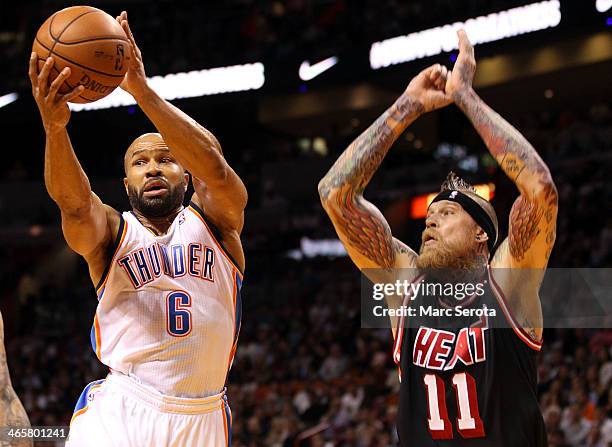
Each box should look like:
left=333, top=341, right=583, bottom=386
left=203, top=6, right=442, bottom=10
left=30, top=11, right=246, bottom=446
left=318, top=30, right=557, bottom=447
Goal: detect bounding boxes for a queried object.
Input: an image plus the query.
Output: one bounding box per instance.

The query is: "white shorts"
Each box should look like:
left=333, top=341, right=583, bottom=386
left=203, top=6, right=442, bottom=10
left=66, top=372, right=232, bottom=447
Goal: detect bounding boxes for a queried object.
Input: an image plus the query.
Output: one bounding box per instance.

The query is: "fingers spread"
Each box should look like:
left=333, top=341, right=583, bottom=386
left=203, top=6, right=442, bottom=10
left=38, top=57, right=54, bottom=96
left=60, top=85, right=84, bottom=104
left=48, top=67, right=70, bottom=101
left=28, top=52, right=38, bottom=87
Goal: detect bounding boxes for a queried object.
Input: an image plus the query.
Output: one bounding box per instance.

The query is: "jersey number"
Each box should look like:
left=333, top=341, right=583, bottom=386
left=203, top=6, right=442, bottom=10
left=166, top=291, right=192, bottom=337
left=423, top=372, right=485, bottom=439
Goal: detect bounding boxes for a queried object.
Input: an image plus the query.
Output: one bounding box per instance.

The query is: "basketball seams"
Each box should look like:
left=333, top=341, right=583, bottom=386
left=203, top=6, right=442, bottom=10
left=51, top=10, right=127, bottom=45
left=48, top=10, right=98, bottom=55
left=35, top=57, right=94, bottom=102
left=53, top=36, right=129, bottom=46
left=34, top=36, right=126, bottom=78
left=35, top=7, right=128, bottom=103
left=45, top=9, right=100, bottom=99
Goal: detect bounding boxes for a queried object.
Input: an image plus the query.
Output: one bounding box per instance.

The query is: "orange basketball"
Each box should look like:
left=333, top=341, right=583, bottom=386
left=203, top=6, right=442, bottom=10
left=32, top=6, right=130, bottom=104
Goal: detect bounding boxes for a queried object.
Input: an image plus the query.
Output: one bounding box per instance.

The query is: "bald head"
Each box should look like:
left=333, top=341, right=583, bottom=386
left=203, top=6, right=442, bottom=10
left=124, top=133, right=170, bottom=175
left=122, top=132, right=189, bottom=218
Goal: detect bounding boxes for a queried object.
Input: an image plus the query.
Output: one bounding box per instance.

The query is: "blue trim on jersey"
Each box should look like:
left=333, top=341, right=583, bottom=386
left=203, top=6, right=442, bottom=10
left=90, top=324, right=97, bottom=354
left=234, top=272, right=242, bottom=346
left=223, top=396, right=232, bottom=447
left=73, top=379, right=105, bottom=415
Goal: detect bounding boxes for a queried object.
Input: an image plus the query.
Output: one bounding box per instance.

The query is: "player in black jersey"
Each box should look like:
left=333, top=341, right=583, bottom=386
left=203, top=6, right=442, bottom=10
left=319, top=29, right=557, bottom=446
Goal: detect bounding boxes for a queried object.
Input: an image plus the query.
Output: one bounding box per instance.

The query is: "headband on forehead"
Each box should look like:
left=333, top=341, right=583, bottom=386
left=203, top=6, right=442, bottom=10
left=430, top=190, right=498, bottom=252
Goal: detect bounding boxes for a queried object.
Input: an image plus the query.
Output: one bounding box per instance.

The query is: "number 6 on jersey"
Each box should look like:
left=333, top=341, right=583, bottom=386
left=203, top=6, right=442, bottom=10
left=166, top=291, right=192, bottom=337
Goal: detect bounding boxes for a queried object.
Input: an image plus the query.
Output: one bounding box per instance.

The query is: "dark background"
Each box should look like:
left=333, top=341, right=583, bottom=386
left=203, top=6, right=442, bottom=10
left=0, top=1, right=610, bottom=446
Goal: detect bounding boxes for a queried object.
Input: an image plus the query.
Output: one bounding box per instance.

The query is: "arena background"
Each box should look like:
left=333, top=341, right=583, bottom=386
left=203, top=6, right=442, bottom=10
left=1, top=1, right=611, bottom=446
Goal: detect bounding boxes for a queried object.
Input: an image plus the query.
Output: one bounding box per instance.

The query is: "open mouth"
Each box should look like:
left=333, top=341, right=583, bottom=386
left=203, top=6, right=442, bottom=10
left=143, top=180, right=168, bottom=197
left=423, top=233, right=438, bottom=246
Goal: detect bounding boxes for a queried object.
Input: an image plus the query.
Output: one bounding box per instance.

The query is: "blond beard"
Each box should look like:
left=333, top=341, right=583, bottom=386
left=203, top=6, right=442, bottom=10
left=416, top=239, right=486, bottom=282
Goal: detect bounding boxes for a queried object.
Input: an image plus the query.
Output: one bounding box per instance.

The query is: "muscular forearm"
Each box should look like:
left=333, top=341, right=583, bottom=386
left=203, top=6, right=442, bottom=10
left=134, top=86, right=227, bottom=183
left=318, top=91, right=424, bottom=199
left=44, top=129, right=93, bottom=214
left=454, top=89, right=554, bottom=194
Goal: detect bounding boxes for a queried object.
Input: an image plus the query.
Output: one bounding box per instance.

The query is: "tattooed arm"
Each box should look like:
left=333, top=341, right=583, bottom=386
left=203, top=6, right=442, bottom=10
left=448, top=30, right=558, bottom=341
left=0, top=312, right=32, bottom=447
left=318, top=64, right=452, bottom=272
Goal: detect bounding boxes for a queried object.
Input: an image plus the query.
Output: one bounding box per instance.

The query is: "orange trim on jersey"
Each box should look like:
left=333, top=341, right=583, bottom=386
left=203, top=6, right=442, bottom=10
left=95, top=219, right=128, bottom=296
left=69, top=383, right=103, bottom=426
left=226, top=269, right=239, bottom=372
left=487, top=267, right=543, bottom=351
left=187, top=205, right=243, bottom=279
left=70, top=406, right=88, bottom=425
left=222, top=403, right=229, bottom=446
left=94, top=313, right=102, bottom=359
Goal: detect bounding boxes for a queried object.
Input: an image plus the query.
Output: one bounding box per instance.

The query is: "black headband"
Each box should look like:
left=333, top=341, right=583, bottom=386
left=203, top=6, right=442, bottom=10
left=430, top=190, right=497, bottom=252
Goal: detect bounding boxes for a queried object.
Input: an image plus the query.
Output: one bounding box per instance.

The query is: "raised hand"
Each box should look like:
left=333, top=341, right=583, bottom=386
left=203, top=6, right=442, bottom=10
left=116, top=11, right=148, bottom=99
left=405, top=63, right=452, bottom=113
left=28, top=53, right=84, bottom=134
left=446, top=29, right=476, bottom=99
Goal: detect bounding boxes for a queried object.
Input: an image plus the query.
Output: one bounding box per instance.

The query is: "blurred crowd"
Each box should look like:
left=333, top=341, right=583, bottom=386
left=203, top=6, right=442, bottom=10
left=0, top=95, right=610, bottom=447
left=1, top=1, right=610, bottom=446
left=1, top=0, right=538, bottom=92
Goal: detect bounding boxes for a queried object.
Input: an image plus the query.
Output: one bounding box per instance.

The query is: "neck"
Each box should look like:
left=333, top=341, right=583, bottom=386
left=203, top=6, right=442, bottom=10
left=132, top=205, right=184, bottom=235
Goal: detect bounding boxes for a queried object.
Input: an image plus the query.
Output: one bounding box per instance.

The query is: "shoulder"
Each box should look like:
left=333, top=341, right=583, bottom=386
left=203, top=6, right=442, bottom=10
left=104, top=205, right=123, bottom=236
left=188, top=195, right=245, bottom=274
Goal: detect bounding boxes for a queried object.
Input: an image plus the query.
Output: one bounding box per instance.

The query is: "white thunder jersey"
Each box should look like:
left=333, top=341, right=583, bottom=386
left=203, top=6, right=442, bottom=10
left=91, top=201, right=242, bottom=398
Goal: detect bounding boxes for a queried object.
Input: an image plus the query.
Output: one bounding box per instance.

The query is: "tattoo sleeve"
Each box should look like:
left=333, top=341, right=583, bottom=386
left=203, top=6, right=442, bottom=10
left=318, top=93, right=424, bottom=268
left=455, top=89, right=558, bottom=263
left=0, top=320, right=32, bottom=447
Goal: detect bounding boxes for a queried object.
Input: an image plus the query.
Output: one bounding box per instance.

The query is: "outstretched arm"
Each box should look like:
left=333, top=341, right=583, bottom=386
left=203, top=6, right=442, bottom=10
left=447, top=30, right=558, bottom=342
left=116, top=12, right=247, bottom=238
left=319, top=64, right=451, bottom=271
left=448, top=30, right=558, bottom=271
left=29, top=53, right=117, bottom=284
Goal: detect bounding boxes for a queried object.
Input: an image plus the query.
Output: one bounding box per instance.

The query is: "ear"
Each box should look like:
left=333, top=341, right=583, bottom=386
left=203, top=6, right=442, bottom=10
left=123, top=177, right=129, bottom=194
left=475, top=226, right=488, bottom=243
left=184, top=172, right=189, bottom=191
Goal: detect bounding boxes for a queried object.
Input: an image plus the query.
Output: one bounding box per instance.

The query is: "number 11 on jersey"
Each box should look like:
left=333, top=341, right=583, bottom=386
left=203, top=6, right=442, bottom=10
left=424, top=372, right=485, bottom=439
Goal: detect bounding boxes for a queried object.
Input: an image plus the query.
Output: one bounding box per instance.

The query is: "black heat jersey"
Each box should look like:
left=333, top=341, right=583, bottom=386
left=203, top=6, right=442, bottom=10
left=393, top=268, right=547, bottom=447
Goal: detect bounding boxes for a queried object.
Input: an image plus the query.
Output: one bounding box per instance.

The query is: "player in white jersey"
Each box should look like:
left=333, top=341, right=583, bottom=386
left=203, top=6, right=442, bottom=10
left=29, top=11, right=247, bottom=447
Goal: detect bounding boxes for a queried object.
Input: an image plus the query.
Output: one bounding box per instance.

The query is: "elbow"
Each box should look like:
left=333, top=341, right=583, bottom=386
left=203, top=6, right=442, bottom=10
left=52, top=193, right=93, bottom=219
left=318, top=178, right=330, bottom=203
left=318, top=178, right=339, bottom=209
left=535, top=176, right=558, bottom=208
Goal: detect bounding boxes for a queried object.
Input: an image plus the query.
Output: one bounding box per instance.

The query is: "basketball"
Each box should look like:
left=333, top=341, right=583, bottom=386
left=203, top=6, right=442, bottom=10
left=32, top=6, right=130, bottom=104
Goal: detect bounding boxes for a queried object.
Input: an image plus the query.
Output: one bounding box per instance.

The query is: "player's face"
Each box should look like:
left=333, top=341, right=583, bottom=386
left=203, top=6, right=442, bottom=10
left=416, top=200, right=482, bottom=271
left=124, top=143, right=188, bottom=218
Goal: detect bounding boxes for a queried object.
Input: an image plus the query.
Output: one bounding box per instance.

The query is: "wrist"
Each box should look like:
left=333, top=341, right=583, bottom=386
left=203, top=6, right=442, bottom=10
left=44, top=124, right=67, bottom=137
left=131, top=81, right=154, bottom=103
left=452, top=87, right=476, bottom=107
left=398, top=89, right=426, bottom=120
